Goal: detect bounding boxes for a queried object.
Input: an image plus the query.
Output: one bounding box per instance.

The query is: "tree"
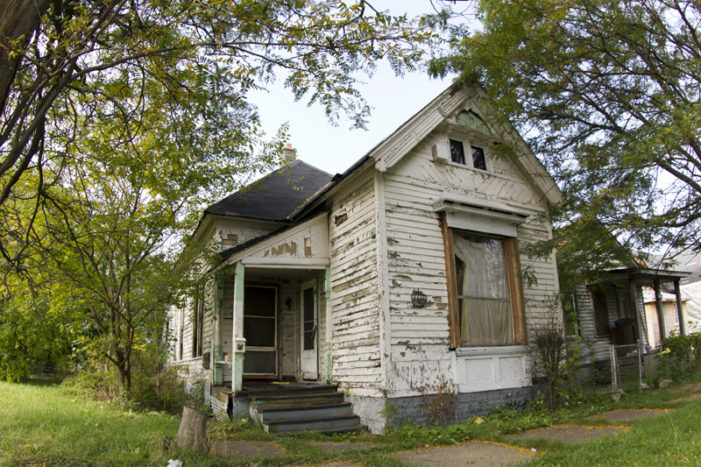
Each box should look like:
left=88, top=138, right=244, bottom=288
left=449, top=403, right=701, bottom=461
left=431, top=0, right=701, bottom=260
left=0, top=0, right=438, bottom=389
left=0, top=0, right=435, bottom=266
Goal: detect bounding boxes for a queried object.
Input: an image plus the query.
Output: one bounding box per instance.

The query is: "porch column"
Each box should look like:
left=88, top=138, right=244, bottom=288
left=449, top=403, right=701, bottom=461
left=212, top=274, right=224, bottom=385
left=674, top=279, right=686, bottom=336
left=232, top=262, right=246, bottom=392
left=654, top=278, right=666, bottom=346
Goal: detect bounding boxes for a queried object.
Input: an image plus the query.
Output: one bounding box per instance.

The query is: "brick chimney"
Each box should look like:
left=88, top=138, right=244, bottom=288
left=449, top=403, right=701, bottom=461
left=282, top=143, right=297, bottom=163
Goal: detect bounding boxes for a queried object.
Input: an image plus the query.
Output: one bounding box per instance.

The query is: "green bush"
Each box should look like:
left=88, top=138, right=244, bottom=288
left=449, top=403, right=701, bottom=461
left=659, top=332, right=701, bottom=381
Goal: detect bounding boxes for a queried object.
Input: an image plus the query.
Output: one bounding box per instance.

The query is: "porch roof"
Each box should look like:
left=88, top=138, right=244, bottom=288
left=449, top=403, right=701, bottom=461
left=218, top=213, right=329, bottom=270
left=602, top=267, right=690, bottom=285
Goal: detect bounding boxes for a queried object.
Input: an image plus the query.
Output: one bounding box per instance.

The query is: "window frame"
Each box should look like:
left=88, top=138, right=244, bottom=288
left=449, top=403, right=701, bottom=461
left=447, top=135, right=489, bottom=172
left=441, top=213, right=527, bottom=348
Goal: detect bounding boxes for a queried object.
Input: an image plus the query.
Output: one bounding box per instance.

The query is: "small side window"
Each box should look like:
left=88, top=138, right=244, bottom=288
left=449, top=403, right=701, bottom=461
left=449, top=139, right=466, bottom=164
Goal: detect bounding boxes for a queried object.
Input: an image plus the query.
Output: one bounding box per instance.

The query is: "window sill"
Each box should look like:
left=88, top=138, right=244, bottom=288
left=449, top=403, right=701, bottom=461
left=455, top=345, right=528, bottom=357
left=443, top=160, right=488, bottom=173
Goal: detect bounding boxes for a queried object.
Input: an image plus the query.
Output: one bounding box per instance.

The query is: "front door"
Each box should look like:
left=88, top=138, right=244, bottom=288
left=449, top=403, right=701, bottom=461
left=300, top=282, right=318, bottom=380
left=243, top=285, right=278, bottom=377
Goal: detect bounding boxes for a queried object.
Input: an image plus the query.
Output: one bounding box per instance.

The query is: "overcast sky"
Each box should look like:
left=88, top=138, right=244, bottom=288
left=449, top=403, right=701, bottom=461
left=251, top=1, right=474, bottom=175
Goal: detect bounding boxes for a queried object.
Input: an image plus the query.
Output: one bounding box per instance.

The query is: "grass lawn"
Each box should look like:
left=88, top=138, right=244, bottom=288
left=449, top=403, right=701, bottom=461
left=0, top=380, right=208, bottom=466
left=1, top=378, right=701, bottom=466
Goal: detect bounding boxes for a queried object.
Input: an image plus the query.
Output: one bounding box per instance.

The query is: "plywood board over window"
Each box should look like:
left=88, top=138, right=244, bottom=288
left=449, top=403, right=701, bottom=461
left=440, top=213, right=527, bottom=348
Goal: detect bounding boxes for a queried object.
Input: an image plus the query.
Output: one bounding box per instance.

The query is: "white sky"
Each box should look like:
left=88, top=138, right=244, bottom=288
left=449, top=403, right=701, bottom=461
left=250, top=0, right=472, bottom=175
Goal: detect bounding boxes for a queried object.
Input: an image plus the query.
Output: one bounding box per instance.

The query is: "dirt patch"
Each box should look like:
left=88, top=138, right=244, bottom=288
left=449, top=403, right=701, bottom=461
left=210, top=440, right=285, bottom=459
left=394, top=441, right=535, bottom=466
left=587, top=409, right=671, bottom=424
left=307, top=441, right=378, bottom=453
left=507, top=425, right=626, bottom=445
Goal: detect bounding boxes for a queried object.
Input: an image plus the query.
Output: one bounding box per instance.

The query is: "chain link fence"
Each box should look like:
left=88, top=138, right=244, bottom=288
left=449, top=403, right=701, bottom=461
left=610, top=343, right=644, bottom=391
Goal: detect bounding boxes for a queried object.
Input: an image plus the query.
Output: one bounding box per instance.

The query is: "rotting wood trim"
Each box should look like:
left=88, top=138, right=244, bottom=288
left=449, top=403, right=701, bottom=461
left=440, top=212, right=460, bottom=348
left=504, top=237, right=527, bottom=345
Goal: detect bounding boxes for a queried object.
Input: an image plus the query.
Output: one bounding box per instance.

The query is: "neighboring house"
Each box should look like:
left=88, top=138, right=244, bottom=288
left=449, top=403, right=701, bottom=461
left=167, top=85, right=565, bottom=433
left=567, top=261, right=689, bottom=365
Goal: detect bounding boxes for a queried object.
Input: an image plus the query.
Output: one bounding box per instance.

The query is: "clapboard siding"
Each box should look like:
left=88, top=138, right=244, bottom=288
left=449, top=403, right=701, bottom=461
left=380, top=124, right=560, bottom=397
left=328, top=176, right=383, bottom=395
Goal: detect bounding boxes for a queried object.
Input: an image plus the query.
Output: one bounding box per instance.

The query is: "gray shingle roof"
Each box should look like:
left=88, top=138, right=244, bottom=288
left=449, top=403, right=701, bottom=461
left=205, top=160, right=333, bottom=221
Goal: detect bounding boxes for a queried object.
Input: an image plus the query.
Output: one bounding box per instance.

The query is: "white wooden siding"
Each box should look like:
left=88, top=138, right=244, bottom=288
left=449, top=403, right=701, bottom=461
left=381, top=128, right=560, bottom=397
left=328, top=176, right=383, bottom=396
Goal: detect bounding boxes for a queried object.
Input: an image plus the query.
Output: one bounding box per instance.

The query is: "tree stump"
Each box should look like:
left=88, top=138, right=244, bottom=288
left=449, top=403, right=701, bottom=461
left=175, top=406, right=208, bottom=451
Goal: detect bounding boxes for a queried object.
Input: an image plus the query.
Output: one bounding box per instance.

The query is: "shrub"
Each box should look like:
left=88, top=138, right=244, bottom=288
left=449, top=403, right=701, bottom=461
left=659, top=332, right=701, bottom=381
left=532, top=317, right=583, bottom=411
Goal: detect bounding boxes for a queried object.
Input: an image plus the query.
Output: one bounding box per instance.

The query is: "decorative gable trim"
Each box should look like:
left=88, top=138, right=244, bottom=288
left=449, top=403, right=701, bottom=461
left=369, top=85, right=564, bottom=207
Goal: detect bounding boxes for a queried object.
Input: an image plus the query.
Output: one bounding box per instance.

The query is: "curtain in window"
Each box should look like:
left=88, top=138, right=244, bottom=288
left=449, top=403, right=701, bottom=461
left=453, top=232, right=514, bottom=346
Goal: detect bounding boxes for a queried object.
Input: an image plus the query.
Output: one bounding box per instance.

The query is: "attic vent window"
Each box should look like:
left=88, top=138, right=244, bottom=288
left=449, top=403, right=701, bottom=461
left=449, top=138, right=488, bottom=172
left=456, top=110, right=491, bottom=135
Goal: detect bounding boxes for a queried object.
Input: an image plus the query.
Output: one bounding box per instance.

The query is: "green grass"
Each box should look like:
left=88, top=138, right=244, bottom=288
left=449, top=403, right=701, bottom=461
left=525, top=399, right=701, bottom=466
left=0, top=380, right=210, bottom=466
left=2, top=378, right=701, bottom=466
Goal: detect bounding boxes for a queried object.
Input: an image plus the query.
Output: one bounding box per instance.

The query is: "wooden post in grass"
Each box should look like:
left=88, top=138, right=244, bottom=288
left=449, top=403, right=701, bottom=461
left=175, top=406, right=208, bottom=451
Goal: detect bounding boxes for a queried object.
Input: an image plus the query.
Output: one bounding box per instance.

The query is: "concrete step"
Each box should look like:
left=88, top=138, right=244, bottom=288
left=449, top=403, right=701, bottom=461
left=265, top=414, right=361, bottom=434
left=260, top=402, right=353, bottom=424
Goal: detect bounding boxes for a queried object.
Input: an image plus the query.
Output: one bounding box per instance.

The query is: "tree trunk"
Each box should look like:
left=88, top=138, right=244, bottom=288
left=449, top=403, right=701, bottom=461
left=175, top=406, right=208, bottom=451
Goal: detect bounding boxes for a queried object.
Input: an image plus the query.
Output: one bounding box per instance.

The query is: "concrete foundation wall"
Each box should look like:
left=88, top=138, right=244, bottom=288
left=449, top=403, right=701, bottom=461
left=350, top=386, right=538, bottom=434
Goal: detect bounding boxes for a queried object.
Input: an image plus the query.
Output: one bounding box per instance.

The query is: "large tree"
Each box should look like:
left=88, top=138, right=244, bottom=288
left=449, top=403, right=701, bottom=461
left=0, top=0, right=438, bottom=387
left=0, top=0, right=435, bottom=266
left=432, top=0, right=701, bottom=267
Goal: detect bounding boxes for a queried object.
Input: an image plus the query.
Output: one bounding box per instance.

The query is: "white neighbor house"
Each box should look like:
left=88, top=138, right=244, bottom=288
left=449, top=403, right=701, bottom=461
left=167, top=85, right=565, bottom=434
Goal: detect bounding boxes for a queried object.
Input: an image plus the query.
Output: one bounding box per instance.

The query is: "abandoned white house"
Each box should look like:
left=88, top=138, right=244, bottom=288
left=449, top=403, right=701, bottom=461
left=167, top=85, right=565, bottom=433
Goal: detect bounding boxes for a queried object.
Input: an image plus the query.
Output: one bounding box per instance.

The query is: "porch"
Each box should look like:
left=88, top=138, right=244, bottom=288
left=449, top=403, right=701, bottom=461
left=209, top=213, right=332, bottom=392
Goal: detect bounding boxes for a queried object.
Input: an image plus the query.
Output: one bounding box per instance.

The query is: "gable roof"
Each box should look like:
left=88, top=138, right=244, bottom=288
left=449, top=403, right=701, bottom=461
left=367, top=85, right=564, bottom=206
left=205, top=159, right=333, bottom=221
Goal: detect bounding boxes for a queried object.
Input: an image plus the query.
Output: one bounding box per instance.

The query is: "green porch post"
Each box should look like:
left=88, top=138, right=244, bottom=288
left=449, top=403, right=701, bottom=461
left=232, top=262, right=246, bottom=392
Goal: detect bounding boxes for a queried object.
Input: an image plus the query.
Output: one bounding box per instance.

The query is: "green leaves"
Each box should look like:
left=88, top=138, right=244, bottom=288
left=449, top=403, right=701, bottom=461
left=435, top=0, right=701, bottom=256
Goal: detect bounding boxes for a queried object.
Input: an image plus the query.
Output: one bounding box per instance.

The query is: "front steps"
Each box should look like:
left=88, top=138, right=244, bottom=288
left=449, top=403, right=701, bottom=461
left=248, top=384, right=365, bottom=434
